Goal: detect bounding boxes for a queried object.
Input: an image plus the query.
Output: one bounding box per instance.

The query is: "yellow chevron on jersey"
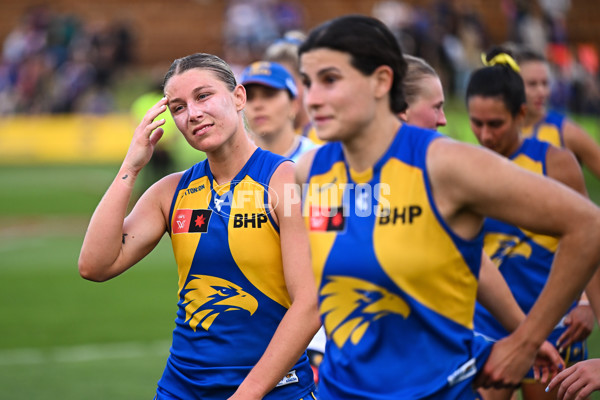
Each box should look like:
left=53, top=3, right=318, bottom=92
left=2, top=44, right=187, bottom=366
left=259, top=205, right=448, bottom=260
left=534, top=125, right=562, bottom=147
left=171, top=176, right=212, bottom=296
left=522, top=111, right=566, bottom=148
left=303, top=161, right=347, bottom=289
left=374, top=158, right=478, bottom=329
left=320, top=275, right=410, bottom=348
left=512, top=148, right=559, bottom=253
left=522, top=123, right=562, bottom=146
left=228, top=176, right=291, bottom=308
left=520, top=227, right=559, bottom=252
left=513, top=154, right=544, bottom=174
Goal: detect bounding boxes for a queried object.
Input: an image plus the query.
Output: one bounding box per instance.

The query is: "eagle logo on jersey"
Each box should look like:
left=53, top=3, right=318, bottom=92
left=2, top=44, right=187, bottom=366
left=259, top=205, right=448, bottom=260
left=182, top=275, right=259, bottom=331
left=320, top=276, right=410, bottom=348
left=484, top=232, right=532, bottom=267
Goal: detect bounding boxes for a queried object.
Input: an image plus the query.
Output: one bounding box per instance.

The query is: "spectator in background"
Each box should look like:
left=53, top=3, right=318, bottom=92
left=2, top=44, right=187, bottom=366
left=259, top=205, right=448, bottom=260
left=539, top=0, right=571, bottom=45
left=49, top=43, right=96, bottom=113
left=223, top=0, right=279, bottom=68
left=270, top=0, right=306, bottom=35
left=0, top=6, right=133, bottom=115
left=502, top=0, right=547, bottom=52
left=2, top=5, right=49, bottom=66
left=372, top=0, right=417, bottom=53
left=569, top=44, right=600, bottom=115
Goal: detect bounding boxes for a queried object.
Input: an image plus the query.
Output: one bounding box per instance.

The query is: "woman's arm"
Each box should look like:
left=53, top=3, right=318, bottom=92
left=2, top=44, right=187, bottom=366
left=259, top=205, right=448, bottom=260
left=232, top=161, right=321, bottom=399
left=563, top=119, right=600, bottom=180
left=546, top=145, right=596, bottom=349
left=477, top=252, right=525, bottom=333
left=78, top=98, right=173, bottom=281
left=294, top=147, right=318, bottom=186
left=427, top=138, right=600, bottom=388
left=478, top=251, right=564, bottom=382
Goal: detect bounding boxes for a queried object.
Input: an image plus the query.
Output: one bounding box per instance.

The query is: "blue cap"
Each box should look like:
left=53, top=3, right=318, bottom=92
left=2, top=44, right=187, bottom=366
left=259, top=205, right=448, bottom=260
left=240, top=61, right=298, bottom=98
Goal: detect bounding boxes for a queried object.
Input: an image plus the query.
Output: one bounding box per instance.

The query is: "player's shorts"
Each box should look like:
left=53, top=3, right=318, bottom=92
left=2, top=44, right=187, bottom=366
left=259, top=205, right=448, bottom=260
left=423, top=335, right=492, bottom=400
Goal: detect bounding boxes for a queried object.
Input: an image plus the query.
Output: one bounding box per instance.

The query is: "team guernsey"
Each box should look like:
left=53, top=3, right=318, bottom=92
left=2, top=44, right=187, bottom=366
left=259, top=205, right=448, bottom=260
left=521, top=110, right=566, bottom=148
left=473, top=138, right=585, bottom=364
left=304, top=124, right=491, bottom=399
left=156, top=148, right=315, bottom=399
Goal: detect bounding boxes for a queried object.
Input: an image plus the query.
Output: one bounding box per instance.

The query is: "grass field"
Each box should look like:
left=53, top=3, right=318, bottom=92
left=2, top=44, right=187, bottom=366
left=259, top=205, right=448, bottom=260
left=0, top=164, right=175, bottom=399
left=2, top=112, right=600, bottom=399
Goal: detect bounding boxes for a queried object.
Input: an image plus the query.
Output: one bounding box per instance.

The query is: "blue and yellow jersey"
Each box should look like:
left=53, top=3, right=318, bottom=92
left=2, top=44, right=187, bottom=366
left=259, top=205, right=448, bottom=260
left=304, top=125, right=489, bottom=399
left=157, top=148, right=315, bottom=400
left=522, top=110, right=566, bottom=148
left=474, top=138, right=578, bottom=344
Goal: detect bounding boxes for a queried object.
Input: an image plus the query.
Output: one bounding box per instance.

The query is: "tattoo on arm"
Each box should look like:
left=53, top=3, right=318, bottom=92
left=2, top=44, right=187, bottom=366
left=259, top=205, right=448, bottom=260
left=122, top=174, right=129, bottom=180
left=122, top=233, right=128, bottom=244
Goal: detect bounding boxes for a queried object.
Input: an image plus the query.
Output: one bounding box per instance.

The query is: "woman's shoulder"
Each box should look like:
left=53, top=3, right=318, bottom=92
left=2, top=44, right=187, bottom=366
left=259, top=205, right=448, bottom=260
left=152, top=171, right=186, bottom=198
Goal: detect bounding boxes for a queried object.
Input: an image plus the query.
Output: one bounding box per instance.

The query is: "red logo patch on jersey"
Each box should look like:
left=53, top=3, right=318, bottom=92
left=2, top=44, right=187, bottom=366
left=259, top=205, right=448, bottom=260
left=173, top=209, right=212, bottom=234
left=309, top=206, right=345, bottom=232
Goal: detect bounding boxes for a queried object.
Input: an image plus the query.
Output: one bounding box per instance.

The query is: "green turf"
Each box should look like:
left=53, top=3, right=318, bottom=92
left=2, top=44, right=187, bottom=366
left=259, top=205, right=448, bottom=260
left=2, top=120, right=600, bottom=399
left=0, top=164, right=176, bottom=399
left=0, top=353, right=168, bottom=399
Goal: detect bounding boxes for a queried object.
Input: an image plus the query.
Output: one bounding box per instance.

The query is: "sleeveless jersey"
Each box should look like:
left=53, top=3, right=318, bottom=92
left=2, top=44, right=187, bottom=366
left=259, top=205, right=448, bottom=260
left=522, top=110, right=566, bottom=148
left=157, top=148, right=315, bottom=400
left=474, top=138, right=578, bottom=344
left=304, top=124, right=490, bottom=399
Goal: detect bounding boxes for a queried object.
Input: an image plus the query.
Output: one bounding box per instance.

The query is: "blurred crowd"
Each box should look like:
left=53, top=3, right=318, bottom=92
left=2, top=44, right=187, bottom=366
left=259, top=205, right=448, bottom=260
left=369, top=0, right=600, bottom=115
left=0, top=0, right=598, bottom=116
left=0, top=5, right=133, bottom=115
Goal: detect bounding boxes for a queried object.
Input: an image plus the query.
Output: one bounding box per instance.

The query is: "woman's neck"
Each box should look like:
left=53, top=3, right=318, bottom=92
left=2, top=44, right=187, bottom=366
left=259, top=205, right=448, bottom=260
left=342, top=112, right=402, bottom=173
left=502, top=135, right=524, bottom=158
left=524, top=107, right=545, bottom=127
left=207, top=128, right=257, bottom=185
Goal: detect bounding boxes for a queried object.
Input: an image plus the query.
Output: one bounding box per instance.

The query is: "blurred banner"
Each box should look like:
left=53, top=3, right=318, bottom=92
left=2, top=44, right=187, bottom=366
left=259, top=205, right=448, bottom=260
left=0, top=114, right=132, bottom=164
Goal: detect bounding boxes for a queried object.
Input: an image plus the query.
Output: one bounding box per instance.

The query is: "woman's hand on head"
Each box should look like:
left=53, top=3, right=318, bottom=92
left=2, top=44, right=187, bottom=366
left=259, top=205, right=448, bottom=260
left=124, top=97, right=168, bottom=174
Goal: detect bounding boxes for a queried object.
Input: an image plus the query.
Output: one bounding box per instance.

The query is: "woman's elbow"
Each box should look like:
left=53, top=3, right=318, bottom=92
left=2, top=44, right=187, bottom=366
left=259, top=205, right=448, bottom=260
left=304, top=295, right=322, bottom=331
left=78, top=255, right=110, bottom=282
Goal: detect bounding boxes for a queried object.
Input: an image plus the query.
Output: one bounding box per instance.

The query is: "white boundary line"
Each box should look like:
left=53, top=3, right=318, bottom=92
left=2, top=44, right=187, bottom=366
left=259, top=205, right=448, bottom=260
left=0, top=340, right=170, bottom=366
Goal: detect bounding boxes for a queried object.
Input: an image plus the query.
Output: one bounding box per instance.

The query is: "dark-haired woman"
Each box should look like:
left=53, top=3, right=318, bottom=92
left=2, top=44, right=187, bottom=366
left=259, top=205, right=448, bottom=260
left=467, top=49, right=594, bottom=400
left=295, top=14, right=600, bottom=399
